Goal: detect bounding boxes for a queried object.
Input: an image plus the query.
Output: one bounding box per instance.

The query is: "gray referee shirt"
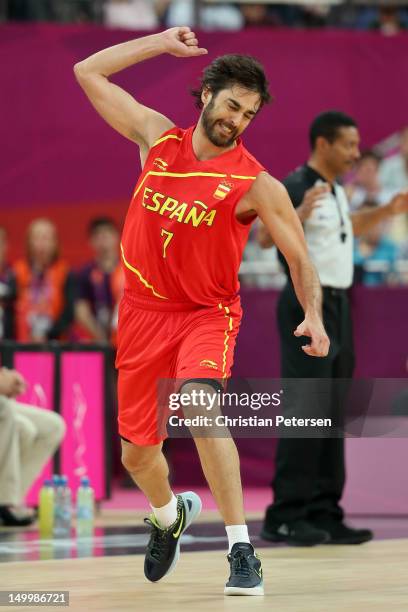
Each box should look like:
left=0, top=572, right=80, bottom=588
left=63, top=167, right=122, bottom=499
left=282, top=165, right=354, bottom=289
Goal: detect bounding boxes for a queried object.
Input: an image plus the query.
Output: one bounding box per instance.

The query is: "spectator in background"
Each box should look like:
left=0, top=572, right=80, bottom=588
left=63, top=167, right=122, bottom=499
left=0, top=227, right=16, bottom=340
left=327, top=3, right=363, bottom=29
left=103, top=0, right=159, bottom=30
left=13, top=218, right=75, bottom=343
left=298, top=3, right=331, bottom=28
left=380, top=126, right=408, bottom=195
left=379, top=127, right=408, bottom=246
left=75, top=217, right=123, bottom=345
left=353, top=201, right=399, bottom=286
left=368, top=5, right=408, bottom=36
left=345, top=150, right=387, bottom=211
left=7, top=0, right=53, bottom=20
left=0, top=367, right=65, bottom=526
left=7, top=0, right=98, bottom=23
left=164, top=0, right=243, bottom=30
left=240, top=3, right=280, bottom=27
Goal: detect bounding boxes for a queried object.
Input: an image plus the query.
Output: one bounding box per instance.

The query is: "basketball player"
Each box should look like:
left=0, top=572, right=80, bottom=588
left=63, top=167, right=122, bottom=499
left=74, top=27, right=329, bottom=595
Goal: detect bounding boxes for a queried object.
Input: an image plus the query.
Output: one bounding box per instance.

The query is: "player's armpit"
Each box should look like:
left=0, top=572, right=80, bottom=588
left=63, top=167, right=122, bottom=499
left=73, top=66, right=174, bottom=147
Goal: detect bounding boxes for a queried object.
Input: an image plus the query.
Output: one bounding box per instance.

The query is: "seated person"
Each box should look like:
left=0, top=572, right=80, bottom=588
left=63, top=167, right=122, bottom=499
left=0, top=367, right=66, bottom=526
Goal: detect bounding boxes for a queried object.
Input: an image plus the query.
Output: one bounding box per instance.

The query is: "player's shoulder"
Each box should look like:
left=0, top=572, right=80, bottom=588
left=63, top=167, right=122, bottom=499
left=246, top=170, right=287, bottom=206
left=240, top=144, right=266, bottom=175
left=150, top=125, right=186, bottom=150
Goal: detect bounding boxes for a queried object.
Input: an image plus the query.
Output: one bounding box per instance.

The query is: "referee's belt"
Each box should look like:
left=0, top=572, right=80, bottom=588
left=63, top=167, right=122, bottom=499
left=322, top=286, right=347, bottom=297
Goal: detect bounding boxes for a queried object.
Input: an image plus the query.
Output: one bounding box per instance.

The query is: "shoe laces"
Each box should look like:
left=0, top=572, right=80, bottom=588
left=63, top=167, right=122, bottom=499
left=229, top=550, right=251, bottom=578
left=144, top=517, right=169, bottom=560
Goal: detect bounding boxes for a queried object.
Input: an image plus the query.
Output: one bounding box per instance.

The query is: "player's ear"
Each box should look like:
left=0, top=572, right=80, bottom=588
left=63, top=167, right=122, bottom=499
left=201, top=87, right=212, bottom=107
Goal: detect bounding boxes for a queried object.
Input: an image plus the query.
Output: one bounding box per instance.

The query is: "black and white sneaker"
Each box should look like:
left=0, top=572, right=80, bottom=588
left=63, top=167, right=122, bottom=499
left=144, top=491, right=202, bottom=582
left=224, top=542, right=264, bottom=596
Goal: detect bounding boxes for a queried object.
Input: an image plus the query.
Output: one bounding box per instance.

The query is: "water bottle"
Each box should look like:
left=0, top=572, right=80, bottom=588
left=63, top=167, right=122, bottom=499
left=76, top=476, right=94, bottom=538
left=38, top=479, right=54, bottom=539
left=53, top=475, right=72, bottom=538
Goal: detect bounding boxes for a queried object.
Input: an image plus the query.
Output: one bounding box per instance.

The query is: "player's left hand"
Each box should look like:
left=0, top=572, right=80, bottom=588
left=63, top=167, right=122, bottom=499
left=294, top=315, right=330, bottom=358
left=388, top=190, right=408, bottom=215
left=162, top=27, right=208, bottom=58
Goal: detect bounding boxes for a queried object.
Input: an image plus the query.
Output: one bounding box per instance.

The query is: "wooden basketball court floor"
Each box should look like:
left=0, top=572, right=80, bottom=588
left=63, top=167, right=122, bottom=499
left=1, top=510, right=407, bottom=611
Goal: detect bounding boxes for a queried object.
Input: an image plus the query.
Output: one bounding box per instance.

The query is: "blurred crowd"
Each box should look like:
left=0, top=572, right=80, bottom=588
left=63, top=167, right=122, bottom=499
left=0, top=217, right=123, bottom=345
left=3, top=1, right=408, bottom=34
left=243, top=128, right=408, bottom=288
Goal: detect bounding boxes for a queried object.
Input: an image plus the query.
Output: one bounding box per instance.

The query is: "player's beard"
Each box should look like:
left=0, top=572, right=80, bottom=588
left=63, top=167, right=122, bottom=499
left=201, top=100, right=238, bottom=148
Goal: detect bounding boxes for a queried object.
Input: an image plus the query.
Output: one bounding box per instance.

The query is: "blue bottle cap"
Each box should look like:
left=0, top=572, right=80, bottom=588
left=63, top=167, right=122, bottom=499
left=80, top=476, right=90, bottom=487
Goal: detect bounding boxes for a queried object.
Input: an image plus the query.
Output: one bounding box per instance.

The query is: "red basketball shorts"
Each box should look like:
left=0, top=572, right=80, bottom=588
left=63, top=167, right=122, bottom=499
left=115, top=291, right=242, bottom=446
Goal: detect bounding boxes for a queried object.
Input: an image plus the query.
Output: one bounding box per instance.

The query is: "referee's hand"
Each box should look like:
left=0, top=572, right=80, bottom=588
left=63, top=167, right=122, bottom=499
left=294, top=316, right=330, bottom=358
left=297, top=184, right=330, bottom=223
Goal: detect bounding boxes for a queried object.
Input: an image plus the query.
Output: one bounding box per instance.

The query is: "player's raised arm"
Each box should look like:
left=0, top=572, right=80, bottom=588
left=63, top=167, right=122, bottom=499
left=246, top=172, right=329, bottom=358
left=73, top=28, right=208, bottom=154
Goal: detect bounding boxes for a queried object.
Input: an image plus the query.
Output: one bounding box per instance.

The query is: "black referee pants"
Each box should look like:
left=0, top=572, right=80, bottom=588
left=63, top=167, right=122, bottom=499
left=266, top=282, right=355, bottom=525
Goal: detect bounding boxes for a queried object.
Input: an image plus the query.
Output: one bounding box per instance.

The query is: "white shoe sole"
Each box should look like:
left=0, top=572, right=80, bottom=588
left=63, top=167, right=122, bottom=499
left=224, top=583, right=264, bottom=596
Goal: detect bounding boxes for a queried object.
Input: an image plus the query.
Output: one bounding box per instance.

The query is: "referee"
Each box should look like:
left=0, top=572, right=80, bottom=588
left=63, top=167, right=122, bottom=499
left=258, top=111, right=408, bottom=546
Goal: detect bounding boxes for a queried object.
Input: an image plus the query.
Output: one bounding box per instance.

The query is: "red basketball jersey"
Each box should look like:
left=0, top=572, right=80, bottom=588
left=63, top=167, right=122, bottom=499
left=120, top=125, right=265, bottom=306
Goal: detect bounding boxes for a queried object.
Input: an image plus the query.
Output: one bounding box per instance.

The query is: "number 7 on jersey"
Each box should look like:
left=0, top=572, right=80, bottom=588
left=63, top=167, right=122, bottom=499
left=161, top=228, right=174, bottom=258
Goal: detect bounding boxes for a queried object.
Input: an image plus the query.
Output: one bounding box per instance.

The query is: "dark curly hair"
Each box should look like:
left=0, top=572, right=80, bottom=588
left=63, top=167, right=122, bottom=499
left=191, top=54, right=272, bottom=110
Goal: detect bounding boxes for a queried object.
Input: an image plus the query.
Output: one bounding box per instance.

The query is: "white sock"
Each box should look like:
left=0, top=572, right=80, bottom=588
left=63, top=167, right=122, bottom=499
left=151, top=493, right=178, bottom=528
left=226, top=524, right=250, bottom=552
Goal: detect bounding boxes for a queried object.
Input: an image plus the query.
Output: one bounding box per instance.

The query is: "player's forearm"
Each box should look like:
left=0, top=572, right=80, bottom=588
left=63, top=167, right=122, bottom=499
left=74, top=33, right=167, bottom=79
left=288, top=258, right=322, bottom=319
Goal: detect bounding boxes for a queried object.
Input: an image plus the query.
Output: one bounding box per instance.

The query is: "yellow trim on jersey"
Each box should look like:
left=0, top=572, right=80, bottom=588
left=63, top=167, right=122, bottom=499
left=133, top=171, right=228, bottom=200
left=219, top=303, right=234, bottom=379
left=151, top=134, right=183, bottom=148
left=150, top=171, right=227, bottom=178
left=120, top=243, right=168, bottom=300
left=133, top=170, right=258, bottom=201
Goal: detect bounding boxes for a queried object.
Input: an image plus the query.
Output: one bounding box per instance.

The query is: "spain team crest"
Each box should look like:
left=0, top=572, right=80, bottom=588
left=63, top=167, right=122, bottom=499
left=213, top=180, right=234, bottom=200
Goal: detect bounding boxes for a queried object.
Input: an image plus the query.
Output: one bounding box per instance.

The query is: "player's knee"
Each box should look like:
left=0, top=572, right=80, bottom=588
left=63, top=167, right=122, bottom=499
left=179, top=381, right=221, bottom=420
left=121, top=440, right=162, bottom=474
